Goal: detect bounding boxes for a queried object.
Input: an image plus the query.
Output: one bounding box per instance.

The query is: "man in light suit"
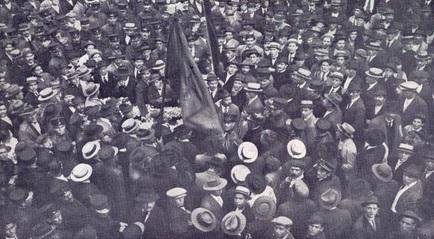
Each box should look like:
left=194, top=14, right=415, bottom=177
left=200, top=177, right=227, bottom=222
left=391, top=164, right=424, bottom=215
left=18, top=106, right=43, bottom=146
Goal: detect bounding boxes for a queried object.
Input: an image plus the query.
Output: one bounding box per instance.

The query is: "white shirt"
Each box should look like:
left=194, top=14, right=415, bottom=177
left=374, top=104, right=383, bottom=115
left=366, top=82, right=377, bottom=91
left=403, top=97, right=415, bottom=112
left=31, top=122, right=42, bottom=134
left=347, top=96, right=360, bottom=109
left=248, top=185, right=277, bottom=207
left=323, top=110, right=333, bottom=118
left=391, top=181, right=418, bottom=213
left=210, top=194, right=224, bottom=207
left=342, top=76, right=355, bottom=93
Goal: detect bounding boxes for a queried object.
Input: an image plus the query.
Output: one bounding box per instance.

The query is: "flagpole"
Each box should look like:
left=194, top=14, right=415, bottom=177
left=202, top=0, right=215, bottom=74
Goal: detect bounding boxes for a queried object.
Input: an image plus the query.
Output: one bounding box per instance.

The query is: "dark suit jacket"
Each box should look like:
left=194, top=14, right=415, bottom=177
left=343, top=97, right=366, bottom=133
left=368, top=114, right=402, bottom=158
left=352, top=215, right=386, bottom=239
left=357, top=145, right=386, bottom=180
left=394, top=180, right=423, bottom=214
left=167, top=204, right=193, bottom=237
left=18, top=121, right=43, bottom=145
left=399, top=96, right=428, bottom=126
left=94, top=72, right=117, bottom=98
left=130, top=205, right=169, bottom=239
left=201, top=194, right=224, bottom=221
left=113, top=77, right=137, bottom=104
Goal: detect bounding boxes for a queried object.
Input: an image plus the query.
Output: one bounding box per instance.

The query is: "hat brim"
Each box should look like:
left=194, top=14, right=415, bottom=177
left=371, top=164, right=393, bottom=182
left=82, top=143, right=101, bottom=160
left=237, top=146, right=258, bottom=164
left=230, top=165, right=251, bottom=184
left=252, top=196, right=277, bottom=220
left=221, top=212, right=247, bottom=235
left=203, top=180, right=228, bottom=191
left=286, top=142, right=306, bottom=159
left=319, top=192, right=341, bottom=210
left=38, top=90, right=59, bottom=102
left=191, top=208, right=217, bottom=232
left=84, top=84, right=100, bottom=97
left=336, top=124, right=353, bottom=138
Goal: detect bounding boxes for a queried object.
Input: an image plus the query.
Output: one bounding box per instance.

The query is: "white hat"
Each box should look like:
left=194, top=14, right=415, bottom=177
left=237, top=142, right=258, bottom=163
left=70, top=163, right=93, bottom=182
left=166, top=187, right=187, bottom=198
left=38, top=87, right=58, bottom=102
left=231, top=164, right=251, bottom=183
left=203, top=177, right=228, bottom=191
left=272, top=216, right=293, bottom=227
left=286, top=139, right=306, bottom=159
left=121, top=118, right=139, bottom=134
left=82, top=141, right=101, bottom=160
left=399, top=81, right=419, bottom=91
left=234, top=186, right=251, bottom=198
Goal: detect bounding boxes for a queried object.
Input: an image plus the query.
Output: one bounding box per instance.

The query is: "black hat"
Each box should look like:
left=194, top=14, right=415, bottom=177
left=245, top=174, right=266, bottom=194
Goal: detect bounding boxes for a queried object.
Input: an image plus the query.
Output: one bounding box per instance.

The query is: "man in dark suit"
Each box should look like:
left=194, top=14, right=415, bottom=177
left=390, top=164, right=424, bottom=214
left=93, top=65, right=117, bottom=98
left=130, top=189, right=169, bottom=239
left=112, top=63, right=136, bottom=104
left=216, top=90, right=240, bottom=121
left=352, top=195, right=386, bottom=239
left=366, top=89, right=387, bottom=121
left=389, top=144, right=418, bottom=184
left=166, top=187, right=194, bottom=238
left=343, top=84, right=366, bottom=148
left=362, top=68, right=386, bottom=114
left=398, top=81, right=428, bottom=127
left=200, top=177, right=227, bottom=222
left=18, top=107, right=43, bottom=146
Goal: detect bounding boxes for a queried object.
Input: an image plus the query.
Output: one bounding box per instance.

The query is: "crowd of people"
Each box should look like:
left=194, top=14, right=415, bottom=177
left=1, top=0, right=434, bottom=238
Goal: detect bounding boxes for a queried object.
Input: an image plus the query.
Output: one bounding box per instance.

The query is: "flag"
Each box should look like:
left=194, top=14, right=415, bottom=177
left=166, top=18, right=223, bottom=135
left=203, top=0, right=224, bottom=77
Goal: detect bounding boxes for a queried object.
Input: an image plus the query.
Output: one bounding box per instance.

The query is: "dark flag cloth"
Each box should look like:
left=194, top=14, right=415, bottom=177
left=203, top=0, right=224, bottom=77
left=165, top=18, right=223, bottom=135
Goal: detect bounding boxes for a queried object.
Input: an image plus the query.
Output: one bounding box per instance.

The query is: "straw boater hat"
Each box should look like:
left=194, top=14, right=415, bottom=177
left=203, top=177, right=228, bottom=191
left=121, top=119, right=139, bottom=134
left=365, top=67, right=384, bottom=79
left=336, top=122, right=355, bottom=138
left=191, top=208, right=217, bottom=232
left=221, top=211, right=247, bottom=235
left=83, top=82, right=100, bottom=97
left=237, top=142, right=258, bottom=163
left=166, top=187, right=187, bottom=198
left=69, top=164, right=93, bottom=182
left=286, top=139, right=306, bottom=159
left=81, top=141, right=101, bottom=160
left=38, top=87, right=58, bottom=102
left=244, top=82, right=263, bottom=93
left=231, top=164, right=251, bottom=184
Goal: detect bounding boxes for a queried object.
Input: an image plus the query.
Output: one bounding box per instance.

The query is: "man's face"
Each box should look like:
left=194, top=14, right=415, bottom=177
left=144, top=201, right=156, bottom=212
left=222, top=96, right=232, bottom=106
left=316, top=167, right=330, bottom=180
left=108, top=15, right=117, bottom=24
left=399, top=217, right=417, bottom=233
left=287, top=43, right=297, bottom=53
left=245, top=37, right=255, bottom=46
left=336, top=40, right=346, bottom=49
left=402, top=174, right=417, bottom=186
left=54, top=125, right=66, bottom=136
left=211, top=189, right=223, bottom=196
left=0, top=105, right=7, bottom=117
left=307, top=224, right=323, bottom=236
left=174, top=196, right=185, bottom=207
left=249, top=54, right=259, bottom=63
left=5, top=223, right=17, bottom=237
left=322, top=37, right=332, bottom=47
left=270, top=48, right=279, bottom=57
left=232, top=80, right=243, bottom=91
left=260, top=77, right=271, bottom=88
left=275, top=62, right=286, bottom=72
left=331, top=78, right=342, bottom=87
left=374, top=95, right=385, bottom=105
left=412, top=118, right=424, bottom=129
left=227, top=64, right=238, bottom=74
left=402, top=90, right=415, bottom=99
left=336, top=56, right=345, bottom=65
left=273, top=225, right=289, bottom=238
left=234, top=193, right=247, bottom=207
left=320, top=62, right=330, bottom=72
left=364, top=204, right=379, bottom=219
left=301, top=107, right=312, bottom=118
left=289, top=166, right=303, bottom=178
left=51, top=210, right=63, bottom=225
left=208, top=80, right=218, bottom=91
left=241, top=66, right=251, bottom=74
left=223, top=121, right=236, bottom=132
left=29, top=82, right=38, bottom=92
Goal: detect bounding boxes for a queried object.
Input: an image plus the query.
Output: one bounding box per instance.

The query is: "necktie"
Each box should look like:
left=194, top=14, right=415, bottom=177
left=370, top=219, right=376, bottom=230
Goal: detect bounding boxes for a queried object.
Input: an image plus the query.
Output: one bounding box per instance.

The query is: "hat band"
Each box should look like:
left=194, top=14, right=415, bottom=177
left=124, top=122, right=137, bottom=132
left=84, top=145, right=97, bottom=158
